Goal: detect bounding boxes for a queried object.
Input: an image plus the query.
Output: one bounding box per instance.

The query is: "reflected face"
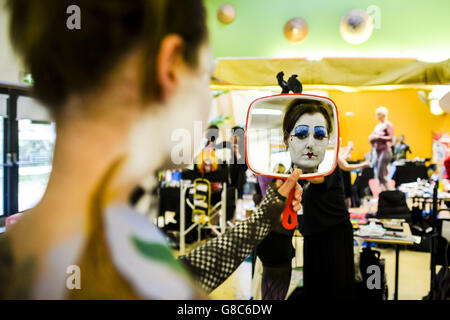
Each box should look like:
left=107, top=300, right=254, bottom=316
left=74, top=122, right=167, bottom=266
left=288, top=113, right=329, bottom=172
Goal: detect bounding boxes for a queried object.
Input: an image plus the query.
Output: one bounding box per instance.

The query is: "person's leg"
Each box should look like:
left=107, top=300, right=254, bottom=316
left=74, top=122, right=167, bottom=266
left=256, top=231, right=295, bottom=300
left=379, top=150, right=393, bottom=191
left=261, top=264, right=292, bottom=300
left=374, top=150, right=383, bottom=181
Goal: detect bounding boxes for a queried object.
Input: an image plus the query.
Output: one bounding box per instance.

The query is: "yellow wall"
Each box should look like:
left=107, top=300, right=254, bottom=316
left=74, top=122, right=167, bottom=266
left=329, top=90, right=450, bottom=161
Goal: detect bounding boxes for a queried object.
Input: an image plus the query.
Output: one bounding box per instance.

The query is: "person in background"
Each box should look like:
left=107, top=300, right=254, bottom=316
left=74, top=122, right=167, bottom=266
left=393, top=135, right=412, bottom=161
left=338, top=142, right=370, bottom=208
left=195, top=125, right=223, bottom=194
left=274, top=163, right=287, bottom=174
left=369, top=106, right=394, bottom=191
left=0, top=0, right=303, bottom=299
left=255, top=99, right=355, bottom=301
left=228, top=126, right=248, bottom=199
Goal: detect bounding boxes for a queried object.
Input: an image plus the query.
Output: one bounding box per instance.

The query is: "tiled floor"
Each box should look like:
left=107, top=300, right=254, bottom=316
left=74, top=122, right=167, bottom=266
left=209, top=248, right=431, bottom=300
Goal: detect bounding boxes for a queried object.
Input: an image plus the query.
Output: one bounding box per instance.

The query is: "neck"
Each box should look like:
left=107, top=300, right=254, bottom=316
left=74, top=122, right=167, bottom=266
left=27, top=94, right=145, bottom=243
left=292, top=163, right=317, bottom=174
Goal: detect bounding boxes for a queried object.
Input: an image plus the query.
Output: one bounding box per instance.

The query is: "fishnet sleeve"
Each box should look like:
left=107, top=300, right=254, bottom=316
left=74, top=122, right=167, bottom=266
left=178, top=182, right=287, bottom=293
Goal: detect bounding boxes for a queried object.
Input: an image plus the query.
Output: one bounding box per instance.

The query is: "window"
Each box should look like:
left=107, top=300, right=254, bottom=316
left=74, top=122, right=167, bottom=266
left=0, top=87, right=57, bottom=217
left=17, top=96, right=55, bottom=212
left=18, top=120, right=55, bottom=211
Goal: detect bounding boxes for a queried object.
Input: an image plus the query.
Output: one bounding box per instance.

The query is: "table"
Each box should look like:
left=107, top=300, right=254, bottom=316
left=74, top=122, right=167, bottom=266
left=356, top=223, right=415, bottom=300
left=392, top=163, right=428, bottom=186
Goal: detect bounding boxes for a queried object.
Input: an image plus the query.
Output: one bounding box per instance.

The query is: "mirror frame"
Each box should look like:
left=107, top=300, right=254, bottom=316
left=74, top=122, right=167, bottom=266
left=245, top=93, right=340, bottom=180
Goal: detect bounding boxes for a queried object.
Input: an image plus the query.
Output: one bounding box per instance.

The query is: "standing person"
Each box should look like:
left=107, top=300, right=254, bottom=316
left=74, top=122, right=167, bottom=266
left=338, top=142, right=370, bottom=208
left=228, top=126, right=248, bottom=199
left=393, top=135, right=412, bottom=161
left=256, top=99, right=355, bottom=300
left=195, top=125, right=222, bottom=194
left=369, top=106, right=394, bottom=191
left=0, top=0, right=303, bottom=299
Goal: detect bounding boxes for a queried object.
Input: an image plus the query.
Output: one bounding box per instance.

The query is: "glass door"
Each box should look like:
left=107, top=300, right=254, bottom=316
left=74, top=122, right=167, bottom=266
left=0, top=93, right=6, bottom=216
left=17, top=96, right=55, bottom=211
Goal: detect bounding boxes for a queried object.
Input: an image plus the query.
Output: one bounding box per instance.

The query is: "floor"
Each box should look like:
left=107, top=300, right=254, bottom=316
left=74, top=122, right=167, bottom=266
left=176, top=196, right=433, bottom=300
left=208, top=247, right=431, bottom=300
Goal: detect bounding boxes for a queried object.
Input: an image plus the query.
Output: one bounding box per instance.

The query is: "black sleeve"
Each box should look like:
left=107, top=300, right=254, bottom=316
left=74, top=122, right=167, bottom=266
left=324, top=167, right=340, bottom=190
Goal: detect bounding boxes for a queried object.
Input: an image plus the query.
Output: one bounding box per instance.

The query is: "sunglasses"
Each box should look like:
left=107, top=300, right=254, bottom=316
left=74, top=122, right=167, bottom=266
left=290, top=125, right=328, bottom=140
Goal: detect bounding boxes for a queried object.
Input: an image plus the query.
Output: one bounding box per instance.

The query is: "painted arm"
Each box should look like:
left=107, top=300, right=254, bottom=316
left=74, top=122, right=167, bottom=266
left=338, top=156, right=370, bottom=172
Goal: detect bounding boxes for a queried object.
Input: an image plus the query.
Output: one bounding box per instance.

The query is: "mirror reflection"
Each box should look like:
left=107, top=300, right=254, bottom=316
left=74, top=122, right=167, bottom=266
left=246, top=94, right=339, bottom=178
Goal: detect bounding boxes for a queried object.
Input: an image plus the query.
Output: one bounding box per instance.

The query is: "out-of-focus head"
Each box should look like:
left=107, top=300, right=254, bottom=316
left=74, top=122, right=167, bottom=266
left=274, top=163, right=286, bottom=174
left=283, top=99, right=332, bottom=173
left=231, top=126, right=244, bottom=144
left=7, top=0, right=211, bottom=181
left=7, top=0, right=210, bottom=116
left=375, top=106, right=388, bottom=122
left=206, top=125, right=220, bottom=145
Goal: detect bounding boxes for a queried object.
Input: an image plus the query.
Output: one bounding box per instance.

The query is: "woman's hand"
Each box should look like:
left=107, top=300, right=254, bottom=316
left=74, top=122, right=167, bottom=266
left=275, top=168, right=303, bottom=211
left=259, top=169, right=303, bottom=232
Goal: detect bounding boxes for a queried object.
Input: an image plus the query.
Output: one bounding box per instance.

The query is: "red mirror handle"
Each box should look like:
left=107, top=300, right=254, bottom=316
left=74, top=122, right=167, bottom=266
left=282, top=188, right=297, bottom=230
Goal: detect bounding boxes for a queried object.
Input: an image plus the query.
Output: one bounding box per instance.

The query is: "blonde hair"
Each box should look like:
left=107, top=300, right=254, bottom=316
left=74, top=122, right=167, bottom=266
left=375, top=106, right=388, bottom=117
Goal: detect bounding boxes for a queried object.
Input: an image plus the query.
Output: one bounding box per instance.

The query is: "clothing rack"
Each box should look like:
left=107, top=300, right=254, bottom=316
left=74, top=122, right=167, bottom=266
left=179, top=180, right=230, bottom=255
left=178, top=168, right=234, bottom=255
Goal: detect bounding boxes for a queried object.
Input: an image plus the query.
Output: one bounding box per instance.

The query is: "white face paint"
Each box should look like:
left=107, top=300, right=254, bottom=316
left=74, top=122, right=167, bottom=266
left=122, top=44, right=212, bottom=183
left=288, top=113, right=329, bottom=173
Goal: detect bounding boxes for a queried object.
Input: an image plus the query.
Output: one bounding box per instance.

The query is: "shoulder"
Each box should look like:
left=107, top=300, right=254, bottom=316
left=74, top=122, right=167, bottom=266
left=104, top=205, right=196, bottom=299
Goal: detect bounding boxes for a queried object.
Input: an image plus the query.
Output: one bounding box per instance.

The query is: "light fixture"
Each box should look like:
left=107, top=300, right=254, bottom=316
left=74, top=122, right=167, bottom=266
left=340, top=9, right=374, bottom=45
left=217, top=4, right=235, bottom=24
left=284, top=17, right=309, bottom=43
left=252, top=109, right=283, bottom=116
left=332, top=85, right=358, bottom=93
left=430, top=100, right=444, bottom=116
left=418, top=86, right=450, bottom=115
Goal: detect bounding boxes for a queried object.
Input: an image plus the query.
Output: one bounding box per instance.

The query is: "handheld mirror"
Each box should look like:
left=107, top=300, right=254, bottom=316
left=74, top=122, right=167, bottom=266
left=245, top=94, right=340, bottom=228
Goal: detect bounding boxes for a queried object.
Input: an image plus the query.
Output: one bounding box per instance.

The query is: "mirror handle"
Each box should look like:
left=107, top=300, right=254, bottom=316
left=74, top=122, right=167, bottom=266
left=281, top=189, right=297, bottom=230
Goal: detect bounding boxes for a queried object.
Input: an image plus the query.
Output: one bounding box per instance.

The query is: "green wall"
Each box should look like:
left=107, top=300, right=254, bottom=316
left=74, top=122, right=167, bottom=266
left=205, top=0, right=450, bottom=61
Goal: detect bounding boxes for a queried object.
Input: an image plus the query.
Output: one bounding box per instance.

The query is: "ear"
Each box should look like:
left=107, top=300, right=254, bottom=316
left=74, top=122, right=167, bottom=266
left=284, top=132, right=290, bottom=149
left=156, top=34, right=185, bottom=102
